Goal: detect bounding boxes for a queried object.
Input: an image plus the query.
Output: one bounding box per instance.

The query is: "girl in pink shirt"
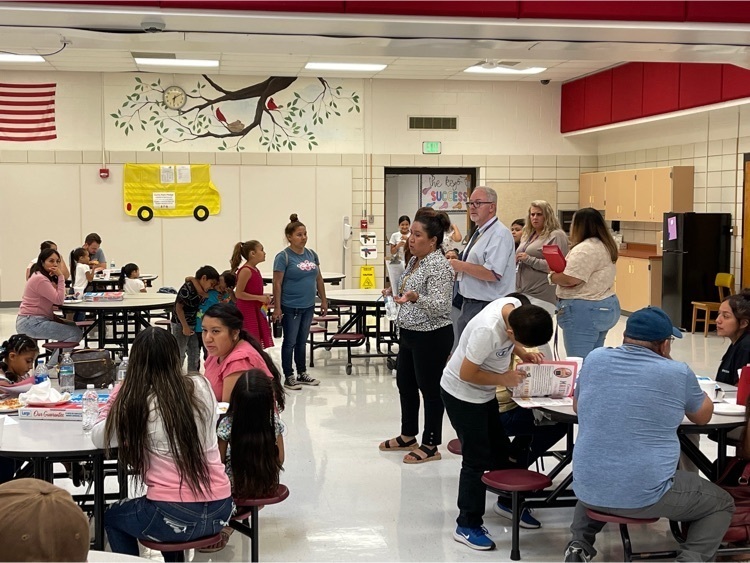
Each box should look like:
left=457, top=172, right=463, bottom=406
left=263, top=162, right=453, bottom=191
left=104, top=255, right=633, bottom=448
left=91, top=327, right=233, bottom=557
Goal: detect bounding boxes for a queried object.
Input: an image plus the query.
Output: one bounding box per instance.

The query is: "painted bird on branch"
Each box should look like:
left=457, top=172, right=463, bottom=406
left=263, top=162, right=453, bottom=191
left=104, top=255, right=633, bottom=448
left=215, top=107, right=228, bottom=125
left=266, top=97, right=281, bottom=111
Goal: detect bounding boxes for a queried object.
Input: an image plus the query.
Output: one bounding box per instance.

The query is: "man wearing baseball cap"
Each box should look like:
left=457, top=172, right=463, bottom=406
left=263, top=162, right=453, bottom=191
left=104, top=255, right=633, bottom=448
left=564, top=306, right=734, bottom=562
left=0, top=478, right=90, bottom=561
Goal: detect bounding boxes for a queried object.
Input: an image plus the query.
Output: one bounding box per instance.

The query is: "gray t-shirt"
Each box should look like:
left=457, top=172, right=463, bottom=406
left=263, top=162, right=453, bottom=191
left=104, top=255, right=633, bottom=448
left=573, top=345, right=705, bottom=509
left=273, top=247, right=320, bottom=309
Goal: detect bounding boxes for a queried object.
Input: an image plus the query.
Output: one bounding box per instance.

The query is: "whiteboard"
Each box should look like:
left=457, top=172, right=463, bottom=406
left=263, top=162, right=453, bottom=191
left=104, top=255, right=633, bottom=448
left=487, top=182, right=558, bottom=229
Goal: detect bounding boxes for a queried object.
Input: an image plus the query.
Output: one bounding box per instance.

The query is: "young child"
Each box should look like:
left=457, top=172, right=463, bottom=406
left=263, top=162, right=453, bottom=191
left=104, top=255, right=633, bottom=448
left=194, top=271, right=237, bottom=360
left=120, top=263, right=146, bottom=294
left=171, top=265, right=220, bottom=372
left=71, top=248, right=94, bottom=299
left=231, top=240, right=274, bottom=348
left=0, top=334, right=37, bottom=386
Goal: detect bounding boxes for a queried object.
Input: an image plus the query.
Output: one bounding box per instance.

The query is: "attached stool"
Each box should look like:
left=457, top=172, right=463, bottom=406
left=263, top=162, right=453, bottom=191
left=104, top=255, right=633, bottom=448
left=308, top=325, right=327, bottom=368
left=482, top=469, right=552, bottom=560
left=329, top=333, right=365, bottom=375
left=447, top=438, right=462, bottom=456
left=585, top=509, right=678, bottom=562
left=41, top=340, right=78, bottom=363
left=140, top=532, right=224, bottom=562
left=153, top=319, right=172, bottom=330
left=75, top=320, right=95, bottom=346
left=231, top=484, right=290, bottom=562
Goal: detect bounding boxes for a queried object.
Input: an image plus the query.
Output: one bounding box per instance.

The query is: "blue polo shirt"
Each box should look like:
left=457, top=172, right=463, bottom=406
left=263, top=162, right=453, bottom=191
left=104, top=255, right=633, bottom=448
left=273, top=248, right=320, bottom=308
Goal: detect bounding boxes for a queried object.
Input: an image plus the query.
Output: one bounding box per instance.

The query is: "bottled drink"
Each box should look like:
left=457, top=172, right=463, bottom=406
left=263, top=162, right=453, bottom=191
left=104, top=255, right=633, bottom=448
left=110, top=260, right=116, bottom=270
left=82, top=385, right=99, bottom=433
left=117, top=356, right=128, bottom=383
left=59, top=352, right=75, bottom=394
left=384, top=294, right=399, bottom=321
left=33, top=359, right=49, bottom=384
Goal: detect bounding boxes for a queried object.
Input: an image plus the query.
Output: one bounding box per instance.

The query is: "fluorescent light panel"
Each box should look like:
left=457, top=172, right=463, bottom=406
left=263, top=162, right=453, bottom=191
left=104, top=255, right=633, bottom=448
left=0, top=54, right=45, bottom=63
left=305, top=62, right=386, bottom=72
left=464, top=65, right=546, bottom=75
left=134, top=58, right=219, bottom=68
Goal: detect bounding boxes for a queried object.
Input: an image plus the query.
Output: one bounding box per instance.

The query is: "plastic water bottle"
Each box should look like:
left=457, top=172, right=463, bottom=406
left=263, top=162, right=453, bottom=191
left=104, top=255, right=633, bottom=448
left=33, top=359, right=49, bottom=384
left=110, top=260, right=116, bottom=270
left=384, top=294, right=399, bottom=321
left=59, top=352, right=75, bottom=393
left=82, top=385, right=99, bottom=434
left=117, top=356, right=128, bottom=383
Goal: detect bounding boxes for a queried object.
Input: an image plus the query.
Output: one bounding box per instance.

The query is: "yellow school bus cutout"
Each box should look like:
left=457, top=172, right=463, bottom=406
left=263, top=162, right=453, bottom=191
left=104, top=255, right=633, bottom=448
left=123, top=163, right=221, bottom=222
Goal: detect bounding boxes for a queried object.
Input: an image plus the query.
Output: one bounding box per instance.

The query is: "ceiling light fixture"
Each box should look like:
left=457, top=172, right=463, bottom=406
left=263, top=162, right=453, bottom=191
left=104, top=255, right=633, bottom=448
left=0, top=54, right=45, bottom=63
left=305, top=62, right=387, bottom=72
left=134, top=58, right=219, bottom=68
left=464, top=65, right=547, bottom=75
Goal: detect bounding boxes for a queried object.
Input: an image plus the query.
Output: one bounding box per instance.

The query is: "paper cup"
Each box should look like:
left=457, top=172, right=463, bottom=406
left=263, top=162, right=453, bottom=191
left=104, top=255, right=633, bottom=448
left=699, top=380, right=717, bottom=399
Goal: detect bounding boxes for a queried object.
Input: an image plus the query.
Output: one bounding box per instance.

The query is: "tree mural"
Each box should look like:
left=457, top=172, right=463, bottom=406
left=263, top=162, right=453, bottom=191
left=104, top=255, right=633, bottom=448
left=111, top=75, right=360, bottom=151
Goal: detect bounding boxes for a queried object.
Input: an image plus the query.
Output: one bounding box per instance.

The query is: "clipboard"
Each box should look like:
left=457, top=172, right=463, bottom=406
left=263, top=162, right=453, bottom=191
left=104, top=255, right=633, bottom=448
left=542, top=244, right=567, bottom=273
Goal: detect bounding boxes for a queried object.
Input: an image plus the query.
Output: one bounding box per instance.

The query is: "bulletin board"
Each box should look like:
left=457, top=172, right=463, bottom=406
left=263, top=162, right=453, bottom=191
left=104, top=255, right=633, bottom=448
left=419, top=173, right=471, bottom=214
left=487, top=182, right=557, bottom=229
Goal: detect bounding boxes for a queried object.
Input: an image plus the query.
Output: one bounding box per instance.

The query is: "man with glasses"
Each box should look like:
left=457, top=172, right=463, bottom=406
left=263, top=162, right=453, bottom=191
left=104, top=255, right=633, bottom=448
left=564, top=306, right=731, bottom=562
left=449, top=187, right=515, bottom=345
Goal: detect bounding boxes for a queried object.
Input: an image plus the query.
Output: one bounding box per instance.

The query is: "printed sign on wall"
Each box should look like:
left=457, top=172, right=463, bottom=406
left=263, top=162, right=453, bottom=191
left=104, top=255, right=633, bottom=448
left=418, top=174, right=471, bottom=213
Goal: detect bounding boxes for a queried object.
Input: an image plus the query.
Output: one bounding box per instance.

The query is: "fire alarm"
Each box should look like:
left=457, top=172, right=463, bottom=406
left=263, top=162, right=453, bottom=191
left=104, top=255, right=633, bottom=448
left=360, top=218, right=368, bottom=230
left=99, top=168, right=110, bottom=179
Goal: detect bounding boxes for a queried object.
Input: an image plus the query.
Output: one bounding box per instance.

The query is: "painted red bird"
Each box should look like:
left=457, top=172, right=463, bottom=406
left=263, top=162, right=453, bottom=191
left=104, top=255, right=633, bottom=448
left=215, top=107, right=228, bottom=125
left=266, top=97, right=280, bottom=111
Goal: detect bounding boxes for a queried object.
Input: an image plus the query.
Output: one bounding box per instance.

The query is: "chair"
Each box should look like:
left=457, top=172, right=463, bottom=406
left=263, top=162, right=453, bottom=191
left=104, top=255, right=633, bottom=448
left=691, top=273, right=735, bottom=337
left=585, top=509, right=678, bottom=562
left=139, top=532, right=224, bottom=562
left=230, top=484, right=290, bottom=562
left=482, top=469, right=552, bottom=560
left=447, top=438, right=462, bottom=455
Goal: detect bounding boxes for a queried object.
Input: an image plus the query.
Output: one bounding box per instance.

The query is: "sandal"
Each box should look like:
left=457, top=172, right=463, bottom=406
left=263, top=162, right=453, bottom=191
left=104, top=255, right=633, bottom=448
left=379, top=436, right=418, bottom=451
left=198, top=526, right=233, bottom=553
left=403, top=444, right=442, bottom=464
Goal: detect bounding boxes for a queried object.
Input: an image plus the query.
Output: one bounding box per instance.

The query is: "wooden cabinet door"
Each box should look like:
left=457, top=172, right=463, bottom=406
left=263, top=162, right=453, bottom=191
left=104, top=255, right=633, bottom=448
left=651, top=167, right=673, bottom=220
left=615, top=258, right=633, bottom=311
left=579, top=173, right=593, bottom=208
left=619, top=170, right=637, bottom=221
left=605, top=171, right=623, bottom=220
left=629, top=259, right=652, bottom=310
left=634, top=169, right=654, bottom=221
left=591, top=172, right=607, bottom=210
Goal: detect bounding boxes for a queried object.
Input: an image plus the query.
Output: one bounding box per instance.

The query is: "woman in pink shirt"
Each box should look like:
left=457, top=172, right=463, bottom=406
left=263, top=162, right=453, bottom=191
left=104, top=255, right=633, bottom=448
left=91, top=327, right=233, bottom=557
left=16, top=249, right=81, bottom=364
left=202, top=303, right=285, bottom=406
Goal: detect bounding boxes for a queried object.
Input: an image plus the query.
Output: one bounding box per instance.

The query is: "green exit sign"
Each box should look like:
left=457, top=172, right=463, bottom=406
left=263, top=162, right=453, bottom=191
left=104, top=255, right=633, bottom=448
left=422, top=141, right=442, bottom=154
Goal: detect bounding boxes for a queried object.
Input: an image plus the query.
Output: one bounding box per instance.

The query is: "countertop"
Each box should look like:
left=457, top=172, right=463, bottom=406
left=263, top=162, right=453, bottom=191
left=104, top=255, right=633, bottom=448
left=618, top=243, right=662, bottom=260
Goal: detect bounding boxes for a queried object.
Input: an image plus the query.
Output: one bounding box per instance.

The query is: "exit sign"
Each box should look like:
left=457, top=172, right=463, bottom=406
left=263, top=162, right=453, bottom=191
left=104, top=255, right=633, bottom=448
left=422, top=141, right=442, bottom=154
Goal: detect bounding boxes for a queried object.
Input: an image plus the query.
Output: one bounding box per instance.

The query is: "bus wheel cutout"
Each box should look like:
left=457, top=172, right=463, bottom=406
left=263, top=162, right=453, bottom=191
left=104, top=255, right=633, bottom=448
left=137, top=206, right=154, bottom=222
left=194, top=205, right=209, bottom=221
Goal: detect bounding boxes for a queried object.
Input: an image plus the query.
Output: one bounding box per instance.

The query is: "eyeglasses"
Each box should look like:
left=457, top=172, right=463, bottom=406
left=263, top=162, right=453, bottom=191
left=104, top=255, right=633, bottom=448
left=468, top=200, right=493, bottom=208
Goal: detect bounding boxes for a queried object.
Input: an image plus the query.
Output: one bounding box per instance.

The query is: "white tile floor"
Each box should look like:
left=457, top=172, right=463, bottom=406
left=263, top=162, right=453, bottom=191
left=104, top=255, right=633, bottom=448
left=0, top=307, right=734, bottom=561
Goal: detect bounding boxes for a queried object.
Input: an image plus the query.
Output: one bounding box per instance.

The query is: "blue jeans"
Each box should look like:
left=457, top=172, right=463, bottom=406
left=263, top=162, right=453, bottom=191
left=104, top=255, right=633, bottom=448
left=104, top=496, right=233, bottom=557
left=170, top=323, right=201, bottom=372
left=499, top=406, right=568, bottom=468
left=280, top=306, right=315, bottom=377
left=16, top=314, right=82, bottom=365
left=556, top=295, right=620, bottom=359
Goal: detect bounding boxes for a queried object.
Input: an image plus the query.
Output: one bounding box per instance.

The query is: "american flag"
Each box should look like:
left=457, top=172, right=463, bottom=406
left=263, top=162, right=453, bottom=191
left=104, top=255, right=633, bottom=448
left=0, top=83, right=57, bottom=142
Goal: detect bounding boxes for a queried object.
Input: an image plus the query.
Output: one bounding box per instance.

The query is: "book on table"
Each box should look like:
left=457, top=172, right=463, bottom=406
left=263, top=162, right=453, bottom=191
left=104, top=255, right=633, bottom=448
left=511, top=361, right=578, bottom=408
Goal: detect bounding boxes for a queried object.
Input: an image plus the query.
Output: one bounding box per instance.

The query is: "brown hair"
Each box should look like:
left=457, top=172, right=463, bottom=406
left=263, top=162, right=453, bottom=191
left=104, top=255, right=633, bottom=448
left=724, top=288, right=750, bottom=336
left=413, top=207, right=451, bottom=249
left=569, top=208, right=618, bottom=262
left=230, top=240, right=262, bottom=272
left=284, top=214, right=305, bottom=239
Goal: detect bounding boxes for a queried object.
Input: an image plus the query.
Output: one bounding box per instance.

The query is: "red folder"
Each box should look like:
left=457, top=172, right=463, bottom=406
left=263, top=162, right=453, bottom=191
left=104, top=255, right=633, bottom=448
left=542, top=245, right=567, bottom=273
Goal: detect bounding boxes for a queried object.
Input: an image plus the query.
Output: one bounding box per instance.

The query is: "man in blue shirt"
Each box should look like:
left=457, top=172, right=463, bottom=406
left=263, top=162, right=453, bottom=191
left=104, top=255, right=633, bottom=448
left=565, top=306, right=734, bottom=562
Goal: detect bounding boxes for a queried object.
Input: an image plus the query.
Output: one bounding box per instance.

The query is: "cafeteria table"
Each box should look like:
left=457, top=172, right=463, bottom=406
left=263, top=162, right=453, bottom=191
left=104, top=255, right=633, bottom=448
left=261, top=271, right=346, bottom=286
left=60, top=294, right=176, bottom=354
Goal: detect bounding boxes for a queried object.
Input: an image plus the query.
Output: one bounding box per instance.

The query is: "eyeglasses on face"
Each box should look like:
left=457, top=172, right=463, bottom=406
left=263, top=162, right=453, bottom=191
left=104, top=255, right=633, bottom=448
left=468, top=200, right=493, bottom=208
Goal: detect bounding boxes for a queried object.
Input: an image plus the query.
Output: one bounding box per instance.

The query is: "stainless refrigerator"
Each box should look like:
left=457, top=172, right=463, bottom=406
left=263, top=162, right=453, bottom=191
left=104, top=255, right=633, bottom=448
left=661, top=212, right=732, bottom=330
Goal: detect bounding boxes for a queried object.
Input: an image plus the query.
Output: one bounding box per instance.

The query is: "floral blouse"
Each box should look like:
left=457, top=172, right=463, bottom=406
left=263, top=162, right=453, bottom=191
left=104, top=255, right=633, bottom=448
left=217, top=413, right=285, bottom=485
left=395, top=250, right=453, bottom=332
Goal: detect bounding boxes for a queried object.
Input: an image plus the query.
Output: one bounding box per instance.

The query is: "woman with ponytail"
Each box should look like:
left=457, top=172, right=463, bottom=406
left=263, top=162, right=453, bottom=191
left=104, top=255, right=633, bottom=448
left=201, top=303, right=285, bottom=407
left=230, top=240, right=273, bottom=348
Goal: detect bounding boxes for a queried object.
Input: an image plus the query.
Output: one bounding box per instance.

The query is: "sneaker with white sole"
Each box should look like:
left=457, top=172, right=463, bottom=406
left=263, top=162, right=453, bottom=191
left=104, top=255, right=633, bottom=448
left=452, top=525, right=495, bottom=551
left=284, top=376, right=302, bottom=390
left=296, top=372, right=320, bottom=386
left=493, top=501, right=542, bottom=529
left=564, top=541, right=592, bottom=562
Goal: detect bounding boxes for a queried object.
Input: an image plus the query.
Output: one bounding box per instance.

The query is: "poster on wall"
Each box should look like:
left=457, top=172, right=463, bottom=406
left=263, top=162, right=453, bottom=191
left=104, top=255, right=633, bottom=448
left=419, top=174, right=471, bottom=213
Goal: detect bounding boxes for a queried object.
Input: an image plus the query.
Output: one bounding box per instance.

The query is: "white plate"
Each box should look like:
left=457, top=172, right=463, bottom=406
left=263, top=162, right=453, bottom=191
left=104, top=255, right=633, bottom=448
left=0, top=407, right=18, bottom=414
left=713, top=402, right=746, bottom=416
left=64, top=299, right=82, bottom=304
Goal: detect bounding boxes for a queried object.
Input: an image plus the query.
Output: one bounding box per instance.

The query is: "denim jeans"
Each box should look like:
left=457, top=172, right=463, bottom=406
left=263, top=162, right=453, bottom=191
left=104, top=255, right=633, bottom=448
left=170, top=323, right=201, bottom=372
left=16, top=314, right=82, bottom=365
left=569, top=470, right=734, bottom=562
left=500, top=406, right=568, bottom=469
left=280, top=305, right=315, bottom=377
left=105, top=496, right=234, bottom=558
left=556, top=295, right=620, bottom=359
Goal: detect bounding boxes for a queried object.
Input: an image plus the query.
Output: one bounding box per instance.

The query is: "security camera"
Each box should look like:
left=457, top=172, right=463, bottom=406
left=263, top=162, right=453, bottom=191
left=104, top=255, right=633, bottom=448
left=141, top=21, right=165, bottom=33
left=540, top=79, right=550, bottom=85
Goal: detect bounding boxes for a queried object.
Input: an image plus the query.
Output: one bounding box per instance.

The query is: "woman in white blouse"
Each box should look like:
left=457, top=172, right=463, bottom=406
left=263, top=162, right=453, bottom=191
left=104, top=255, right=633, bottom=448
left=389, top=215, right=411, bottom=263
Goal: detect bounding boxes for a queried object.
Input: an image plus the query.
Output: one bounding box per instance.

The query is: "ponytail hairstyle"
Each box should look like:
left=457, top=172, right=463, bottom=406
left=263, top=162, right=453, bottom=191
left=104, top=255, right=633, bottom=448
left=0, top=334, right=38, bottom=383
left=120, top=263, right=139, bottom=284
left=230, top=240, right=262, bottom=272
left=227, top=369, right=283, bottom=498
left=284, top=213, right=305, bottom=241
left=30, top=248, right=61, bottom=284
left=202, top=303, right=285, bottom=411
left=70, top=247, right=88, bottom=289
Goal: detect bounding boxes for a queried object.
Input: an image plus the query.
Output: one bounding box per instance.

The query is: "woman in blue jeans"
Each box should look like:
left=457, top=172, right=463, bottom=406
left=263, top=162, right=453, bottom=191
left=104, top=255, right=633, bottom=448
left=91, top=328, right=233, bottom=558
left=272, top=213, right=327, bottom=390
left=550, top=208, right=620, bottom=359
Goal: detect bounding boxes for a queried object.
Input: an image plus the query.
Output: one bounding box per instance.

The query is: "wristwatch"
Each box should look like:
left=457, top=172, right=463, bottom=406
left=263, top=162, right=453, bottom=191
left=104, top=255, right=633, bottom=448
left=547, top=272, right=555, bottom=285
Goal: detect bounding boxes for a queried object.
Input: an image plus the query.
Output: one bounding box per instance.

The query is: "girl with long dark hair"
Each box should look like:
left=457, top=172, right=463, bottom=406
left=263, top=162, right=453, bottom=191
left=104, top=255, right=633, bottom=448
left=92, top=327, right=233, bottom=557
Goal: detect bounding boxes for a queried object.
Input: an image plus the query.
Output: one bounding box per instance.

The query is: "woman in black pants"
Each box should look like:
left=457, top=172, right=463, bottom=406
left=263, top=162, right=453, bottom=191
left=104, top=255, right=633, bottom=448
left=379, top=207, right=454, bottom=463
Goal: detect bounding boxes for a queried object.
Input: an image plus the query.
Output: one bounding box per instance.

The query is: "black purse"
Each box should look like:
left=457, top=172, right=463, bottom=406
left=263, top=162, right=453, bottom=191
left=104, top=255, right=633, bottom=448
left=71, top=349, right=115, bottom=389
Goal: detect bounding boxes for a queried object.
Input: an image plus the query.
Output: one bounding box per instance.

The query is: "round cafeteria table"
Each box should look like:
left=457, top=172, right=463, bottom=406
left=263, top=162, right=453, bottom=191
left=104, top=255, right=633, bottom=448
left=261, top=271, right=346, bottom=285
left=0, top=418, right=111, bottom=550
left=88, top=274, right=159, bottom=292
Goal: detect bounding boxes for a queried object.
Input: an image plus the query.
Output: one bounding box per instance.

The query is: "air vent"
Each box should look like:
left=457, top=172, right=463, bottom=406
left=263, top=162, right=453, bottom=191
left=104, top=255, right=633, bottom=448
left=409, top=116, right=457, bottom=130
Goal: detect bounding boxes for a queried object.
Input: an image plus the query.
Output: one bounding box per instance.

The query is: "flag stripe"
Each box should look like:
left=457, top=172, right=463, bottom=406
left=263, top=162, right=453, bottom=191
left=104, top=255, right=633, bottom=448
left=0, top=90, right=56, bottom=98
left=0, top=83, right=56, bottom=142
left=0, top=125, right=56, bottom=133
left=0, top=134, right=57, bottom=142
left=0, top=109, right=55, bottom=116
left=0, top=82, right=56, bottom=89
left=0, top=117, right=55, bottom=124
left=0, top=100, right=56, bottom=107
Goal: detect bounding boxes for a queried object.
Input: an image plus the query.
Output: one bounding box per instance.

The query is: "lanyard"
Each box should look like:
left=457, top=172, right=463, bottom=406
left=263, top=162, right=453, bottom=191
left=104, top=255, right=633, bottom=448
left=462, top=217, right=498, bottom=261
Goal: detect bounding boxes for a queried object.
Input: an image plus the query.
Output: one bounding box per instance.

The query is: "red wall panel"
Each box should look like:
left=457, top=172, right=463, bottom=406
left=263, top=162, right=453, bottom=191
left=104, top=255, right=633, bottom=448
left=561, top=79, right=585, bottom=133
left=345, top=1, right=518, bottom=17
left=611, top=63, right=643, bottom=122
left=162, top=1, right=345, bottom=12
left=686, top=1, right=750, bottom=23
left=679, top=63, right=722, bottom=109
left=518, top=1, right=685, bottom=21
left=642, top=63, right=680, bottom=117
left=722, top=64, right=750, bottom=101
left=583, top=69, right=612, bottom=127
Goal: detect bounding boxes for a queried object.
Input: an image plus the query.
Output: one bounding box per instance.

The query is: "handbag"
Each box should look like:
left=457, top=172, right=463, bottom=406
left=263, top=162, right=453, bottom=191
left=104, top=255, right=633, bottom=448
left=71, top=349, right=116, bottom=389
left=716, top=457, right=750, bottom=543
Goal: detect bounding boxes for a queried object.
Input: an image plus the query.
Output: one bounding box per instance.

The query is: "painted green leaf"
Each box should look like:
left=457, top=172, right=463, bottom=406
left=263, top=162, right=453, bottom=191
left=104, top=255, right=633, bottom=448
left=110, top=113, right=118, bottom=118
